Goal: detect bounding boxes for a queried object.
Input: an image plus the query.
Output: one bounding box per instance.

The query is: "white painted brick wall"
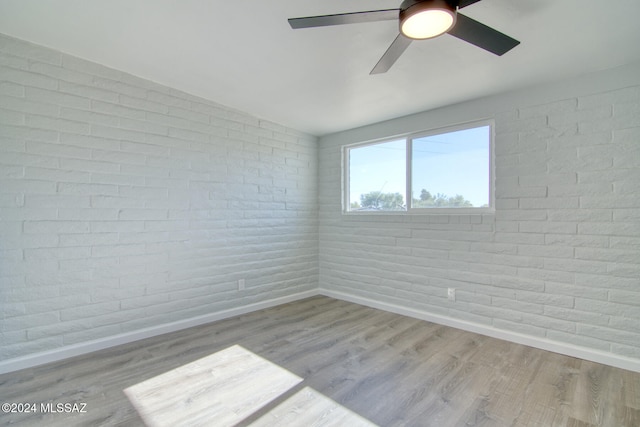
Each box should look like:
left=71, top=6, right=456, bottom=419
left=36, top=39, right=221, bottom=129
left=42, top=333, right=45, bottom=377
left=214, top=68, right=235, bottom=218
left=2, top=30, right=638, bottom=367
left=0, top=34, right=318, bottom=361
left=319, top=66, right=640, bottom=360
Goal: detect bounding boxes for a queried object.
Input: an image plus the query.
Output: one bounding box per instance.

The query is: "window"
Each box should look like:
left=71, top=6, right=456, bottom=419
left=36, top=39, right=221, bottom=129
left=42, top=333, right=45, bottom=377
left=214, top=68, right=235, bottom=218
left=344, top=121, right=493, bottom=213
left=347, top=138, right=407, bottom=212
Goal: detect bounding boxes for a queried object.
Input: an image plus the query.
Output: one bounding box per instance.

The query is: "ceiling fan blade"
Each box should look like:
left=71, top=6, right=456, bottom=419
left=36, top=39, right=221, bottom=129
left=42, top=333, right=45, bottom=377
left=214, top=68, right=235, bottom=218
left=289, top=9, right=398, bottom=29
left=458, top=0, right=483, bottom=8
left=447, top=13, right=519, bottom=55
left=370, top=34, right=412, bottom=75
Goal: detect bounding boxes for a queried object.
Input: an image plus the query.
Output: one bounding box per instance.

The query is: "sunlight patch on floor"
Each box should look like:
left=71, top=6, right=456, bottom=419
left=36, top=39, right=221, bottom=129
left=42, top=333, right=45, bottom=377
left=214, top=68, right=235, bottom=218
left=124, top=345, right=302, bottom=426
left=124, top=344, right=378, bottom=426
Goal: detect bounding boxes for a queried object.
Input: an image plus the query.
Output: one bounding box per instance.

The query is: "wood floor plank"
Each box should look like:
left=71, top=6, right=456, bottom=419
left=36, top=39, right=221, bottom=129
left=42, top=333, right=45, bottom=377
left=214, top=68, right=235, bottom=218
left=248, top=386, right=377, bottom=427
left=124, top=345, right=303, bottom=427
left=1, top=296, right=639, bottom=427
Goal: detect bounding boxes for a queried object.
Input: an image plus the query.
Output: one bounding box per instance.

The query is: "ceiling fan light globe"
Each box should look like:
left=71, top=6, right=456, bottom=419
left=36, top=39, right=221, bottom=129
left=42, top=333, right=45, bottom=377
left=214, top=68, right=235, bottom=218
left=399, top=0, right=457, bottom=40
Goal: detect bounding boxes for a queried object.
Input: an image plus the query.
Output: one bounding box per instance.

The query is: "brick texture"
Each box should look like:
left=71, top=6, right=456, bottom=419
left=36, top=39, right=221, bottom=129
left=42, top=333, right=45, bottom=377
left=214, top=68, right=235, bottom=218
left=319, top=73, right=640, bottom=359
left=0, top=34, right=318, bottom=360
left=2, top=30, right=639, bottom=365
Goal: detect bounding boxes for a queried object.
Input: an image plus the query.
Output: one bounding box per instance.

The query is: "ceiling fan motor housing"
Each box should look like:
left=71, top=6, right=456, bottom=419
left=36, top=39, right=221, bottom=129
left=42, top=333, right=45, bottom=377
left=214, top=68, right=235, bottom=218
left=400, top=0, right=459, bottom=13
left=399, top=0, right=458, bottom=40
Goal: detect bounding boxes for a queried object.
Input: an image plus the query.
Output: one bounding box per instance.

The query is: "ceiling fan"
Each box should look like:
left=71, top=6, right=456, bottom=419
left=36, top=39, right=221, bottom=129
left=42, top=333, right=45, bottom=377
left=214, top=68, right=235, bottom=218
left=288, top=0, right=520, bottom=74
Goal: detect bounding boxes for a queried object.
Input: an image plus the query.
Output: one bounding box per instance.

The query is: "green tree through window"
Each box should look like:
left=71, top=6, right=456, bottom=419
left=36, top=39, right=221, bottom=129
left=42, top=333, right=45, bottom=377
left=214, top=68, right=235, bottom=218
left=355, top=191, right=405, bottom=211
left=412, top=189, right=474, bottom=208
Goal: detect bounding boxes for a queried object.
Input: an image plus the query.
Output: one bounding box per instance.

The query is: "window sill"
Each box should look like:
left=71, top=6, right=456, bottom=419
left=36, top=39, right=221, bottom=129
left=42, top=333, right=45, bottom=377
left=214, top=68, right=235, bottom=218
left=342, top=208, right=495, bottom=216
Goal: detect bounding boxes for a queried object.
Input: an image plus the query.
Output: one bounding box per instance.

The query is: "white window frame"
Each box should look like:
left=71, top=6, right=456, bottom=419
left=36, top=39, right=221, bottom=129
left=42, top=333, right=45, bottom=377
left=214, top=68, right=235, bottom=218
left=343, top=120, right=495, bottom=215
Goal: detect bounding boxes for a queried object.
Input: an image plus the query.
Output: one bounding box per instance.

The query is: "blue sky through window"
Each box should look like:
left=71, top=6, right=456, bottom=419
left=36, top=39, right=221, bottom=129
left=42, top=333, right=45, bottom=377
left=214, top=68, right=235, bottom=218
left=412, top=125, right=490, bottom=207
left=348, top=125, right=490, bottom=209
left=349, top=139, right=406, bottom=209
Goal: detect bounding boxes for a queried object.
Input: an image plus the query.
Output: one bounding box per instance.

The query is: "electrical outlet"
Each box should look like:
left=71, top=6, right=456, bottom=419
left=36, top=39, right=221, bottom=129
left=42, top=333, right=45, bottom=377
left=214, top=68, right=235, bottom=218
left=238, top=279, right=245, bottom=291
left=447, top=288, right=456, bottom=301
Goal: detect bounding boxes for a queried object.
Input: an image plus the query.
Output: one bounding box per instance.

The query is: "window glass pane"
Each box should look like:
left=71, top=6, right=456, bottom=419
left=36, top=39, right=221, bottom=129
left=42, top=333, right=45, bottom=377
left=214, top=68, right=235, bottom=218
left=411, top=125, right=490, bottom=208
left=349, top=139, right=406, bottom=211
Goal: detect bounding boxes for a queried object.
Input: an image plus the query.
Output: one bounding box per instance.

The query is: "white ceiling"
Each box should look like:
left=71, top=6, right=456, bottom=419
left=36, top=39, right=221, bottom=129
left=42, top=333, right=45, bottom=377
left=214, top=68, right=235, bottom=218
left=1, top=0, right=640, bottom=136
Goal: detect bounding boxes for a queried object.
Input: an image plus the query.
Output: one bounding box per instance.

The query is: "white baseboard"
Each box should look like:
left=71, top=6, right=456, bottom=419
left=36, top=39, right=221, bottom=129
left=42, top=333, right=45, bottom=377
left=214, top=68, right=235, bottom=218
left=2, top=288, right=639, bottom=375
left=318, top=288, right=640, bottom=373
left=0, top=290, right=318, bottom=375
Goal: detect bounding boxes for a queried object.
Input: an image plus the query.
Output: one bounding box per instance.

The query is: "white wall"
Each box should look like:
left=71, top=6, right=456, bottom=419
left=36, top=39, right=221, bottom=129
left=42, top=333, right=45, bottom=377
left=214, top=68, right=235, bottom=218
left=2, top=29, right=639, bottom=373
left=319, top=62, right=640, bottom=365
left=0, top=34, right=318, bottom=363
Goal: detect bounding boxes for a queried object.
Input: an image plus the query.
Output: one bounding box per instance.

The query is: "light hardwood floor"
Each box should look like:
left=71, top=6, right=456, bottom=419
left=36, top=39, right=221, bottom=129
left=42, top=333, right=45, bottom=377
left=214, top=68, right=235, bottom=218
left=1, top=296, right=639, bottom=426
